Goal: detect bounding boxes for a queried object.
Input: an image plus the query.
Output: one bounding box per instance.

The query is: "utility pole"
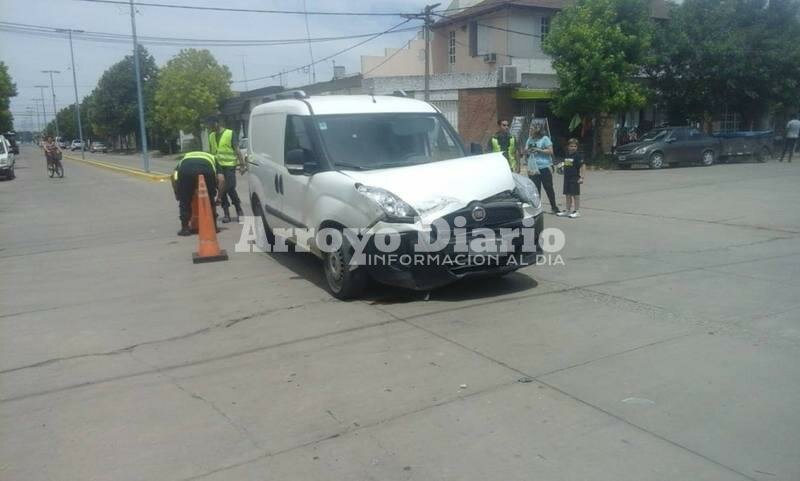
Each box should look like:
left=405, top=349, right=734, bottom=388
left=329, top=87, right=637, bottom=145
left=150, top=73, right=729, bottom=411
left=27, top=106, right=40, bottom=133
left=302, top=0, right=316, bottom=84
left=42, top=70, right=61, bottom=139
left=57, top=29, right=86, bottom=158
left=34, top=87, right=49, bottom=132
left=403, top=3, right=440, bottom=102
left=129, top=0, right=150, bottom=172
left=28, top=102, right=41, bottom=132
left=240, top=55, right=249, bottom=91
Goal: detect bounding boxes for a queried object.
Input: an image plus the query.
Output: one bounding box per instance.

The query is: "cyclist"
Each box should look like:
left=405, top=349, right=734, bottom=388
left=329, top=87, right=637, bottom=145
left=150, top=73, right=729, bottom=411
left=43, top=136, right=63, bottom=176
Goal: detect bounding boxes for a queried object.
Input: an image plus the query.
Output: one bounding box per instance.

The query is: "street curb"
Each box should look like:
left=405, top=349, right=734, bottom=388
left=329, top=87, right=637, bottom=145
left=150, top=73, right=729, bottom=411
left=63, top=154, right=170, bottom=182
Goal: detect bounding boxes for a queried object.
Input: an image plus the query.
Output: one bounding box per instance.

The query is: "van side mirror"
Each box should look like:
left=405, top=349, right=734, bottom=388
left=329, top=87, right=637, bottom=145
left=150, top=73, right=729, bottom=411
left=470, top=143, right=483, bottom=155
left=286, top=148, right=318, bottom=175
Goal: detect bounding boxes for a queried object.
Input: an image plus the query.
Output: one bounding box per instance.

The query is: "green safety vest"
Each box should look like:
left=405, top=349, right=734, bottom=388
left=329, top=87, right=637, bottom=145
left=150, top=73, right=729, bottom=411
left=209, top=129, right=237, bottom=167
left=491, top=135, right=517, bottom=170
left=173, top=151, right=217, bottom=181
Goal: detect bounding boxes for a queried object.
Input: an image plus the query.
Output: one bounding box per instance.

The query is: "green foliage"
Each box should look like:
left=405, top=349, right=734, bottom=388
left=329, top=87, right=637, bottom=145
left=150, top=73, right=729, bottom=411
left=45, top=98, right=94, bottom=140
left=0, top=61, right=18, bottom=132
left=87, top=45, right=158, bottom=142
left=648, top=0, right=800, bottom=123
left=155, top=49, right=232, bottom=138
left=543, top=0, right=653, bottom=119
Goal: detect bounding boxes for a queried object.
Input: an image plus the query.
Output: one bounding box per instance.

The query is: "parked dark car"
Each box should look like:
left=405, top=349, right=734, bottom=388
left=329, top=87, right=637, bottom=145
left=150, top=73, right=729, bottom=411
left=614, top=127, right=718, bottom=169
left=712, top=130, right=773, bottom=163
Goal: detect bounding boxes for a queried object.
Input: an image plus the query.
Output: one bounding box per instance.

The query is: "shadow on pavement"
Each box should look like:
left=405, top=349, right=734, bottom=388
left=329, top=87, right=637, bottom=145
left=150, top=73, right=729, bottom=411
left=264, top=249, right=540, bottom=304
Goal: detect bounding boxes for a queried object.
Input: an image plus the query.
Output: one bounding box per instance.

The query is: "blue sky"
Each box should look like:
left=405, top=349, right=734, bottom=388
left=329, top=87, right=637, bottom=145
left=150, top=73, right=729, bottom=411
left=1, top=0, right=432, bottom=131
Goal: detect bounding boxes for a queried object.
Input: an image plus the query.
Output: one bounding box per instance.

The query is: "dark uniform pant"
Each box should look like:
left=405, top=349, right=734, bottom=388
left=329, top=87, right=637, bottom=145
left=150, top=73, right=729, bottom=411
left=219, top=165, right=241, bottom=209
left=177, top=160, right=217, bottom=223
left=530, top=167, right=559, bottom=211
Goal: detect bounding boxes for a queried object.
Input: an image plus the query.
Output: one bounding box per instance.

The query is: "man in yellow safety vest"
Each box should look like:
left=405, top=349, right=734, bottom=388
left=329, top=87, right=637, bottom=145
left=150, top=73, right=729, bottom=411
left=209, top=117, right=244, bottom=223
left=171, top=151, right=224, bottom=236
left=487, top=118, right=518, bottom=172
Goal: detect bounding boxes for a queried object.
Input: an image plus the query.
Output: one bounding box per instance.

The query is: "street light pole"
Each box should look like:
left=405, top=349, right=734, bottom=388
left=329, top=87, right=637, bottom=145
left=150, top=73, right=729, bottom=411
left=129, top=0, right=150, bottom=172
left=42, top=70, right=61, bottom=139
left=34, top=87, right=48, bottom=133
left=57, top=29, right=86, bottom=159
left=28, top=102, right=42, bottom=133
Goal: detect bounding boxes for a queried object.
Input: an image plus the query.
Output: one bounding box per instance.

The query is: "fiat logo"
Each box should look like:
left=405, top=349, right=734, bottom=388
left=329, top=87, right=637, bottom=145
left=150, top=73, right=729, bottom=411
left=471, top=206, right=487, bottom=222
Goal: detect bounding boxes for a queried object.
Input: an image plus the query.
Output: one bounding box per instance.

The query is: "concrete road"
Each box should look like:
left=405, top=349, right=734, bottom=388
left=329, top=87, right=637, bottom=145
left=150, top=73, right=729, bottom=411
left=1, top=145, right=799, bottom=481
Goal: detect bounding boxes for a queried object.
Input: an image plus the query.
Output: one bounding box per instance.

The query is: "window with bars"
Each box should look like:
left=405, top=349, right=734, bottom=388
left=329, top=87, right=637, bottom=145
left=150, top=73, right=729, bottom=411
left=719, top=110, right=741, bottom=133
left=448, top=31, right=456, bottom=66
left=540, top=17, right=550, bottom=41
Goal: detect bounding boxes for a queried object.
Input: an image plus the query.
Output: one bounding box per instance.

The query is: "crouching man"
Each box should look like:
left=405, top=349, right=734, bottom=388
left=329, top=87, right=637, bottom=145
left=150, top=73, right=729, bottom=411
left=171, top=151, right=224, bottom=236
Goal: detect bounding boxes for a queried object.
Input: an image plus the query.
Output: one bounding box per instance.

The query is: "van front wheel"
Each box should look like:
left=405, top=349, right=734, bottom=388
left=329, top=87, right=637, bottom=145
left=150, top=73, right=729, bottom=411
left=323, top=237, right=367, bottom=300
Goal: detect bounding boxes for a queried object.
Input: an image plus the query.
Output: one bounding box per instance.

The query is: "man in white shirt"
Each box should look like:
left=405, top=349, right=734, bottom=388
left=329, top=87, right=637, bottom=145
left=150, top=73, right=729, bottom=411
left=780, top=113, right=800, bottom=163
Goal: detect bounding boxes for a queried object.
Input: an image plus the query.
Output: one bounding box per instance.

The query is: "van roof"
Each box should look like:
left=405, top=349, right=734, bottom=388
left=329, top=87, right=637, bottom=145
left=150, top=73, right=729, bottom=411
left=250, top=95, right=439, bottom=117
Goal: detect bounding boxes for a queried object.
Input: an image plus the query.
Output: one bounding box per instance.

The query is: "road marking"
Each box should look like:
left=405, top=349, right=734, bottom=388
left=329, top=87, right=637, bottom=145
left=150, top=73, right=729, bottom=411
left=63, top=154, right=170, bottom=181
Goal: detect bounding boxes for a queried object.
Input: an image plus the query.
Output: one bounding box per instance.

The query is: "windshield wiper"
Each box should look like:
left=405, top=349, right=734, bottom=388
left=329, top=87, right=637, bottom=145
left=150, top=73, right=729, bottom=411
left=335, top=162, right=368, bottom=171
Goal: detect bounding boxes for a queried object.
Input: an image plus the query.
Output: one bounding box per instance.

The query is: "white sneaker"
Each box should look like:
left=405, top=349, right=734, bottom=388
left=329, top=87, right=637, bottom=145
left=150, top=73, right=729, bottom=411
left=568, top=211, right=580, bottom=218
left=556, top=210, right=568, bottom=217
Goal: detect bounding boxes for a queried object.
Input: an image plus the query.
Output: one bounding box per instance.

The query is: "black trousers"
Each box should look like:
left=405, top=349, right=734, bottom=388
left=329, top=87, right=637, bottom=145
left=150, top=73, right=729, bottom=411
left=530, top=167, right=559, bottom=210
left=780, top=138, right=798, bottom=162
left=177, top=162, right=217, bottom=223
left=219, top=165, right=241, bottom=209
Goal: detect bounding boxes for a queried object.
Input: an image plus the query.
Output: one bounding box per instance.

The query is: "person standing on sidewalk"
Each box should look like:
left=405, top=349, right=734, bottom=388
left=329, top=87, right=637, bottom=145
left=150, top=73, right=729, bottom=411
left=556, top=138, right=586, bottom=219
left=209, top=117, right=244, bottom=223
left=779, top=114, right=800, bottom=163
left=524, top=123, right=561, bottom=214
left=488, top=119, right=518, bottom=172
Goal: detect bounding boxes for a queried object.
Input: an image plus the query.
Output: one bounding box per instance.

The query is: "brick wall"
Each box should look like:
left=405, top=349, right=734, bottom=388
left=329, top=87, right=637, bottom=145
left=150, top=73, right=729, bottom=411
left=459, top=89, right=497, bottom=147
left=458, top=88, right=517, bottom=149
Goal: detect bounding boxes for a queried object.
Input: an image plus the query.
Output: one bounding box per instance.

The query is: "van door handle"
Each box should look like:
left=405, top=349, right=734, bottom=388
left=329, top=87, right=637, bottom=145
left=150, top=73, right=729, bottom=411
left=274, top=174, right=280, bottom=193
left=278, top=175, right=284, bottom=195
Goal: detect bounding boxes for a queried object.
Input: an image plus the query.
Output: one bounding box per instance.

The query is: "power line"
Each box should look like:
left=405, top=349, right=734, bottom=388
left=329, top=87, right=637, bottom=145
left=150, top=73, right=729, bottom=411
left=232, top=19, right=417, bottom=85
left=0, top=21, right=420, bottom=47
left=75, top=0, right=415, bottom=17
left=362, top=35, right=420, bottom=77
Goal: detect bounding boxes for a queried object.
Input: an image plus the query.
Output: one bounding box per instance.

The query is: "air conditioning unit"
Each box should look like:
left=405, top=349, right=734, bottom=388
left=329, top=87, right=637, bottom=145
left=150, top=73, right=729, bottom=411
left=499, top=65, right=520, bottom=85
left=483, top=53, right=497, bottom=64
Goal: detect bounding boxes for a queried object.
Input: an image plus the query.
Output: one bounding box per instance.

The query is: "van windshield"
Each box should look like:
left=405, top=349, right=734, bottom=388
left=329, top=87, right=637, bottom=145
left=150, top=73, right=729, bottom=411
left=315, top=113, right=465, bottom=170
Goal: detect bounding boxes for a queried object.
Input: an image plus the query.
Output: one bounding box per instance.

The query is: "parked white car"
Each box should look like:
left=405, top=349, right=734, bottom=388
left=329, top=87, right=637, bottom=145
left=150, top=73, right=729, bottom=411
left=0, top=135, right=16, bottom=180
left=246, top=93, right=543, bottom=298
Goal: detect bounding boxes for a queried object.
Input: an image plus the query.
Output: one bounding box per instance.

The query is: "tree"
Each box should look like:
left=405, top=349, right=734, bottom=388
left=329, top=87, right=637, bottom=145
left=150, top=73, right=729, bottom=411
left=155, top=49, right=232, bottom=149
left=0, top=61, right=18, bottom=132
left=648, top=0, right=800, bottom=128
left=45, top=99, right=95, bottom=140
left=543, top=0, right=653, bottom=157
left=87, top=45, right=158, bottom=148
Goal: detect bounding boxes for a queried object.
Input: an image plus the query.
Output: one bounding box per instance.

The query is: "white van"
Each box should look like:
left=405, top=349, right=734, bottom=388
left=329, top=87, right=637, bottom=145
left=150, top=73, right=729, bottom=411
left=0, top=135, right=15, bottom=180
left=246, top=92, right=543, bottom=299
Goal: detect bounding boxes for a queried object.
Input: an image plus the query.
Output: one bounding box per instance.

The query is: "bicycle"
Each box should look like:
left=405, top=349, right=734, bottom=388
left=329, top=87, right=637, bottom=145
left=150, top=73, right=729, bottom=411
left=47, top=155, right=64, bottom=178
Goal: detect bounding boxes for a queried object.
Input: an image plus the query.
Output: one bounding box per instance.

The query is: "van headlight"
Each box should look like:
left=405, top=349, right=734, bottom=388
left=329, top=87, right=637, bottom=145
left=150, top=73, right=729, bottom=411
left=512, top=173, right=541, bottom=209
left=356, top=184, right=418, bottom=222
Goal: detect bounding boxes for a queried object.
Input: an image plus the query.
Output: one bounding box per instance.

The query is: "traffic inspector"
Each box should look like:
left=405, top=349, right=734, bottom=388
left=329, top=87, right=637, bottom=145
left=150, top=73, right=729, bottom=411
left=208, top=117, right=245, bottom=223
left=172, top=151, right=223, bottom=236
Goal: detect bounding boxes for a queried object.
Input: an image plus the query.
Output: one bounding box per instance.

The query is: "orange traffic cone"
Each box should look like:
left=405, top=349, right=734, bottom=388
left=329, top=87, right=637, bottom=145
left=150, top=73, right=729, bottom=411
left=192, top=175, right=229, bottom=264
left=188, top=193, right=199, bottom=233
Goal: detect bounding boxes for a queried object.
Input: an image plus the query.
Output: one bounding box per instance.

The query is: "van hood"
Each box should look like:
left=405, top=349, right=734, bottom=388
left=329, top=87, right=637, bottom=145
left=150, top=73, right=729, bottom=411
left=340, top=153, right=515, bottom=220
